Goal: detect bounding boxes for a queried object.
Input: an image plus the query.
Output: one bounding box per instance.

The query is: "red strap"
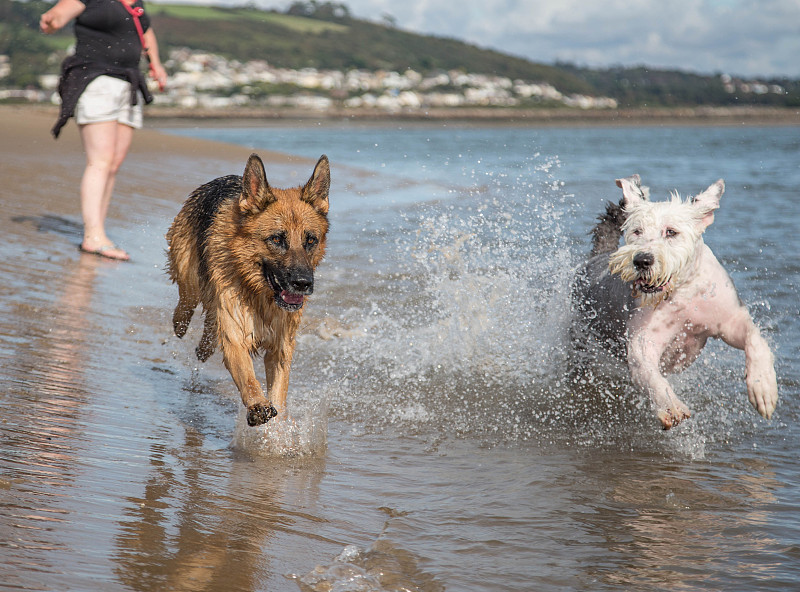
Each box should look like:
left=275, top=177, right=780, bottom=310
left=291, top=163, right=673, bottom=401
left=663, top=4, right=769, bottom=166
left=117, top=0, right=162, bottom=88
left=117, top=0, right=148, bottom=54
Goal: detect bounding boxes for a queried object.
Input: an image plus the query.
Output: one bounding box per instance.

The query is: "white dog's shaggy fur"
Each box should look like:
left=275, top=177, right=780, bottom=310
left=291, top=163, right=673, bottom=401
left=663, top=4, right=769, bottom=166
left=572, top=175, right=778, bottom=429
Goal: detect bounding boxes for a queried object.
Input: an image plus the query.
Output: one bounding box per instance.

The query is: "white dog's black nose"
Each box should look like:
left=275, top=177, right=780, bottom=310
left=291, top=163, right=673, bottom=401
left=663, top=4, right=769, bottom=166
left=633, top=252, right=654, bottom=270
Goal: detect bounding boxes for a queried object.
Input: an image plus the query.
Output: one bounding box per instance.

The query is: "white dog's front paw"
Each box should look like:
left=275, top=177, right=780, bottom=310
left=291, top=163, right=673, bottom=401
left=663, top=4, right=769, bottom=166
left=641, top=379, right=692, bottom=430
left=746, top=365, right=778, bottom=419
left=656, top=402, right=691, bottom=430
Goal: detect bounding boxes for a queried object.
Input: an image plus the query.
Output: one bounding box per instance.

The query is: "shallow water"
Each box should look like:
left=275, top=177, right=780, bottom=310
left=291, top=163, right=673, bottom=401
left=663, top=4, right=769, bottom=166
left=1, top=122, right=799, bottom=591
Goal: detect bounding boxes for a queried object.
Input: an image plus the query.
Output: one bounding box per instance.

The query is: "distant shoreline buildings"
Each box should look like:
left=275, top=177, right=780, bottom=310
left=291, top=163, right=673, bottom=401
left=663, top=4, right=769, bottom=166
left=0, top=47, right=788, bottom=112
left=2, top=47, right=621, bottom=110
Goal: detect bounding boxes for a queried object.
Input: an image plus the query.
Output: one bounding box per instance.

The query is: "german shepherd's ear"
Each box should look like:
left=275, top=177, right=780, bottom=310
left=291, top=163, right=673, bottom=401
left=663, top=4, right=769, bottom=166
left=240, top=153, right=277, bottom=214
left=301, top=155, right=330, bottom=215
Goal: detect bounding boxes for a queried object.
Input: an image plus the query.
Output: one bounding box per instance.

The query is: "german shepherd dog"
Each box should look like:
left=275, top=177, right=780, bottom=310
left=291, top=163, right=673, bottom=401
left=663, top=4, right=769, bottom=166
left=166, top=153, right=330, bottom=426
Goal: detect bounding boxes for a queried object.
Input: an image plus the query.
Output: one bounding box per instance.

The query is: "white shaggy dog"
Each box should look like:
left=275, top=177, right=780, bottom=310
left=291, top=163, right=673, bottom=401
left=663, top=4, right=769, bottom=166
left=572, top=175, right=778, bottom=429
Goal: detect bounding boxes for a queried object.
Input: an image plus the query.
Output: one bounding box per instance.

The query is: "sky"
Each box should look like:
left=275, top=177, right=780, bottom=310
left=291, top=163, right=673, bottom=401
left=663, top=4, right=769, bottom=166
left=160, top=0, right=800, bottom=78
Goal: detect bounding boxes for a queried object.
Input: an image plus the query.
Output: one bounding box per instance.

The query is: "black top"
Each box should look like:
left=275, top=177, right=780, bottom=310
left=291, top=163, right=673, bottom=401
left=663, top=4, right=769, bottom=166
left=52, top=0, right=153, bottom=138
left=75, top=0, right=151, bottom=68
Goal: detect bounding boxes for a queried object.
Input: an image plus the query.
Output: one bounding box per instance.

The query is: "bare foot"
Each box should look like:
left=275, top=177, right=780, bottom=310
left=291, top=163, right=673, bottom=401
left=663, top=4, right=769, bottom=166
left=80, top=240, right=130, bottom=261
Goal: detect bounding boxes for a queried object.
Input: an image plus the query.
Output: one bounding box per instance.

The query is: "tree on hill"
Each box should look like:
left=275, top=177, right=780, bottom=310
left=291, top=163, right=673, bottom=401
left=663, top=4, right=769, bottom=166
left=286, top=1, right=351, bottom=20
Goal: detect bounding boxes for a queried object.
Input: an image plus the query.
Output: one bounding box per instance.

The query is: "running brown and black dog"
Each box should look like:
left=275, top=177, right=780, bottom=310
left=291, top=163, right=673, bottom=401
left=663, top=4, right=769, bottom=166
left=166, top=153, right=330, bottom=426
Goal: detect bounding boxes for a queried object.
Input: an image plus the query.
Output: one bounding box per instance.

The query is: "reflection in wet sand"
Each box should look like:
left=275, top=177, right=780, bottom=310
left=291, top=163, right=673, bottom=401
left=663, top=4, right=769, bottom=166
left=570, top=453, right=784, bottom=590
left=112, top=421, right=339, bottom=592
left=0, top=252, right=107, bottom=585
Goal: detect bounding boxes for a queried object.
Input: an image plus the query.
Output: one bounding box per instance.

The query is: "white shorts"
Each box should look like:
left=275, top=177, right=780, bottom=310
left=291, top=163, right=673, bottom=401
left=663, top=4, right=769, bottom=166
left=75, top=75, right=143, bottom=129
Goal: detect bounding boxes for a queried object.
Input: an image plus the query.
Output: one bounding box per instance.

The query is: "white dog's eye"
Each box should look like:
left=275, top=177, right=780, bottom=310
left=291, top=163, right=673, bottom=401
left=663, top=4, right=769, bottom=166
left=665, top=228, right=678, bottom=238
left=631, top=228, right=642, bottom=236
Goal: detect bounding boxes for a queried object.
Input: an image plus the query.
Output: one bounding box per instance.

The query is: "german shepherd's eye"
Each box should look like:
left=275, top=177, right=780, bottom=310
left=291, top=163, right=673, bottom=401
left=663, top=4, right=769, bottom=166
left=267, top=233, right=287, bottom=249
left=304, top=234, right=318, bottom=249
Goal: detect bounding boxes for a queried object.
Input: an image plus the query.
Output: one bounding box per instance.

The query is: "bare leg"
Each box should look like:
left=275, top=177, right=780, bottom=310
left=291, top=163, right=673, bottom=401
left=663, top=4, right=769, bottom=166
left=78, top=121, right=134, bottom=260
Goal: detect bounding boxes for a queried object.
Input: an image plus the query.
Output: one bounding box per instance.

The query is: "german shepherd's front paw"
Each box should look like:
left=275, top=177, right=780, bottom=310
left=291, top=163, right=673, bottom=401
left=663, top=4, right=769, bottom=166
left=247, top=402, right=278, bottom=426
left=172, top=305, right=194, bottom=339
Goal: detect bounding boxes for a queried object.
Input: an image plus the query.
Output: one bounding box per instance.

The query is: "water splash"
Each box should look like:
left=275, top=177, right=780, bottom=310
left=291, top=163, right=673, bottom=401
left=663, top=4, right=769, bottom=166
left=232, top=393, right=328, bottom=457
left=297, top=150, right=772, bottom=453
left=292, top=541, right=444, bottom=592
left=305, top=155, right=586, bottom=441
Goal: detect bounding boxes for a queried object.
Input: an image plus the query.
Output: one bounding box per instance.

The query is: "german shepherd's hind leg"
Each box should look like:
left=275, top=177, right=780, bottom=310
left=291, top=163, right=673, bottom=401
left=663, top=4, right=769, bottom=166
left=222, top=342, right=278, bottom=427
left=172, top=285, right=199, bottom=339
left=195, top=311, right=218, bottom=362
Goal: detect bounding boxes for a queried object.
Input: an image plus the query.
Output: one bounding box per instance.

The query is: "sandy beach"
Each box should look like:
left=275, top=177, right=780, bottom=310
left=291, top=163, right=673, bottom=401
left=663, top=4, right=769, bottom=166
left=1, top=105, right=307, bottom=229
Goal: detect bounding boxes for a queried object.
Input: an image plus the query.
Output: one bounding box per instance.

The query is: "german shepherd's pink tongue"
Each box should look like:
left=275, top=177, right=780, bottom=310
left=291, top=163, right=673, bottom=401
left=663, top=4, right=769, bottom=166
left=281, top=291, right=304, bottom=306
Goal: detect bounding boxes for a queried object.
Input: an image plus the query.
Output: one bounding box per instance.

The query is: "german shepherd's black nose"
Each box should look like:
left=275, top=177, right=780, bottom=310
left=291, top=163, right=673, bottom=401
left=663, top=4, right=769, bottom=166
left=633, top=252, right=654, bottom=270
left=289, top=269, right=314, bottom=294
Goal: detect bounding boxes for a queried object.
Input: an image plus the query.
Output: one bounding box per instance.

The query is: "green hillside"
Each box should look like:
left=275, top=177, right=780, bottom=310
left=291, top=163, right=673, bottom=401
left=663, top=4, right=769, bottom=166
left=146, top=2, right=596, bottom=95
left=2, top=0, right=799, bottom=107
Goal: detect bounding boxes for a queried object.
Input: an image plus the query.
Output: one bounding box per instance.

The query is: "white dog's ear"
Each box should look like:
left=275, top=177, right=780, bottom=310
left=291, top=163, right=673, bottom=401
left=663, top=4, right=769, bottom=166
left=691, top=179, right=724, bottom=230
left=616, top=174, right=650, bottom=208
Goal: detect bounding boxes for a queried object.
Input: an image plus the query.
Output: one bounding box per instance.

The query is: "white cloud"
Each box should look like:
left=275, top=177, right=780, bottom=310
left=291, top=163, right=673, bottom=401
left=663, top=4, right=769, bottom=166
left=334, top=0, right=800, bottom=77
left=168, top=0, right=800, bottom=77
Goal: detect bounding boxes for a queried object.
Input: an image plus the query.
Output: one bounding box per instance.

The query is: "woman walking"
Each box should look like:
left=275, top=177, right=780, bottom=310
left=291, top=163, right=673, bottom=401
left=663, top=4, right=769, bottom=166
left=41, top=0, right=167, bottom=260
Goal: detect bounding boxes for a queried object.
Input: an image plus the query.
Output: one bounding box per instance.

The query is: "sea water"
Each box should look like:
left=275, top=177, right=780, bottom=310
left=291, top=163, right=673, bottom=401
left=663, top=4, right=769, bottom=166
left=1, top=121, right=798, bottom=591
left=162, top=121, right=800, bottom=590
